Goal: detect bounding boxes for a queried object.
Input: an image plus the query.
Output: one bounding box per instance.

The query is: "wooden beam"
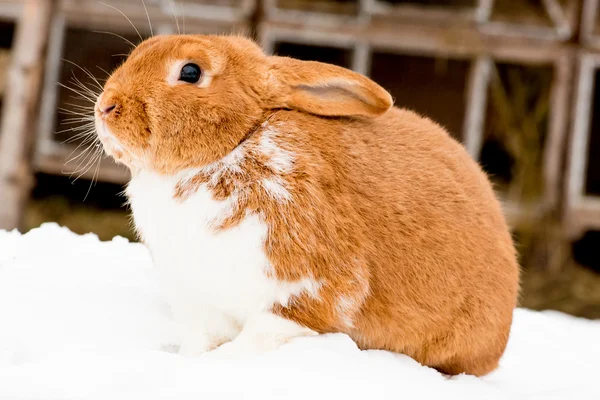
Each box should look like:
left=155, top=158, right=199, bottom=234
left=475, top=0, right=494, bottom=23
left=476, top=0, right=578, bottom=42
left=263, top=0, right=362, bottom=27
left=0, top=0, right=254, bottom=33
left=0, top=0, right=22, bottom=20
left=543, top=50, right=573, bottom=210
left=564, top=197, right=600, bottom=240
left=35, top=11, right=66, bottom=154
left=362, top=0, right=479, bottom=23
left=563, top=52, right=600, bottom=238
left=0, top=0, right=58, bottom=230
left=581, top=0, right=600, bottom=49
left=0, top=49, right=9, bottom=96
left=163, top=0, right=256, bottom=22
left=543, top=0, right=571, bottom=38
left=463, top=55, right=492, bottom=159
left=260, top=20, right=569, bottom=64
left=352, top=40, right=371, bottom=76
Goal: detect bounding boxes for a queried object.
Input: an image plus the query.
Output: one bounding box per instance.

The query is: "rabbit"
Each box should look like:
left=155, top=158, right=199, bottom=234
left=93, top=34, right=520, bottom=377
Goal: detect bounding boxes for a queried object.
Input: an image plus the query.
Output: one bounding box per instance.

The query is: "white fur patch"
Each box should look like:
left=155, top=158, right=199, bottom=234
left=179, top=145, right=246, bottom=189
left=336, top=268, right=370, bottom=329
left=261, top=177, right=291, bottom=202
left=126, top=163, right=317, bottom=355
left=276, top=277, right=322, bottom=307
left=258, top=126, right=294, bottom=174
left=204, top=145, right=245, bottom=175
left=336, top=296, right=358, bottom=328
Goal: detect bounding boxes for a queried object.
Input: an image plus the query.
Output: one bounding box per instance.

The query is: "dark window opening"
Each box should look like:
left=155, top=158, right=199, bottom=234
left=480, top=62, right=552, bottom=200
left=273, top=41, right=353, bottom=69
left=369, top=51, right=469, bottom=142
left=584, top=69, right=600, bottom=196
left=0, top=20, right=16, bottom=124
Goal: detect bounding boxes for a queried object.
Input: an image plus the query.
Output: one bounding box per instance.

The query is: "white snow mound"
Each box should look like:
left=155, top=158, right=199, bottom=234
left=0, top=223, right=599, bottom=400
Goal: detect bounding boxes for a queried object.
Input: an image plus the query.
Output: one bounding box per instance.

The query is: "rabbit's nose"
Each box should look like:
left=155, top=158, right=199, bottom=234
left=100, top=104, right=116, bottom=114
left=96, top=90, right=118, bottom=117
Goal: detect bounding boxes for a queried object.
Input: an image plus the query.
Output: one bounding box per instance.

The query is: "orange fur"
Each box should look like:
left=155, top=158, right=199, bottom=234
left=96, top=34, right=520, bottom=377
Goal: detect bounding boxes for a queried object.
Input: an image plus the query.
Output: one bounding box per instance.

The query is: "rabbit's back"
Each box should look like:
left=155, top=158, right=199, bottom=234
left=267, top=108, right=519, bottom=376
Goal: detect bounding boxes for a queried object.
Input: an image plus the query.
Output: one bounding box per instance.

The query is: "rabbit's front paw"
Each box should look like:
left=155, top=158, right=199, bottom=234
left=203, top=311, right=317, bottom=360
left=178, top=339, right=213, bottom=357
left=178, top=333, right=227, bottom=357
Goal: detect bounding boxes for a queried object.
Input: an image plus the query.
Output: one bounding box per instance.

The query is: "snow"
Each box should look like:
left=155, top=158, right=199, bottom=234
left=1, top=223, right=599, bottom=400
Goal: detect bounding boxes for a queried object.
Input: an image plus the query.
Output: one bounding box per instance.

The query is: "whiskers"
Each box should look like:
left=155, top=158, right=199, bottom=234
left=99, top=0, right=185, bottom=40
left=141, top=0, right=154, bottom=37
left=57, top=62, right=104, bottom=201
left=99, top=2, right=143, bottom=42
left=55, top=1, right=184, bottom=199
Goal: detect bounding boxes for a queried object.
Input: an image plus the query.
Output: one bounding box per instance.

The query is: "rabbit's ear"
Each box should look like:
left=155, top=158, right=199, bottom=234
left=266, top=56, right=393, bottom=118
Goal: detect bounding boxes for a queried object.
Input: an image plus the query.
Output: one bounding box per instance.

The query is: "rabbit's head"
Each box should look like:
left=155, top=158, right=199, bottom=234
left=94, top=34, right=392, bottom=175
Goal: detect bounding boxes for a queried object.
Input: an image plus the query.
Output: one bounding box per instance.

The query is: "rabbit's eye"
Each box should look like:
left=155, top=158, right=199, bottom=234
left=179, top=63, right=202, bottom=84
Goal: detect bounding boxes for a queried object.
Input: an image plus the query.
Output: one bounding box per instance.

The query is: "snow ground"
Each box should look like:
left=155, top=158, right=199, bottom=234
left=0, top=223, right=599, bottom=400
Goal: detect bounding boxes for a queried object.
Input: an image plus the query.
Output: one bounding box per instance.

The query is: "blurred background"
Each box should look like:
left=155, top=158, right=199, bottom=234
left=0, top=0, right=599, bottom=318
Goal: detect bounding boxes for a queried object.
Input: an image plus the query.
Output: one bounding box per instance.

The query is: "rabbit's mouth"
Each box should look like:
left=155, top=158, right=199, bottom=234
left=94, top=118, right=133, bottom=167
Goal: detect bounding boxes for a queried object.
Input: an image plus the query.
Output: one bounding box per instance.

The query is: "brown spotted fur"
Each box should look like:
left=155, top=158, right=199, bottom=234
left=96, top=34, right=520, bottom=377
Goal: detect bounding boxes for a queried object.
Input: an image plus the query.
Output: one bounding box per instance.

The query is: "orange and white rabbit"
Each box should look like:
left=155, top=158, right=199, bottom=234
left=94, top=34, right=520, bottom=376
